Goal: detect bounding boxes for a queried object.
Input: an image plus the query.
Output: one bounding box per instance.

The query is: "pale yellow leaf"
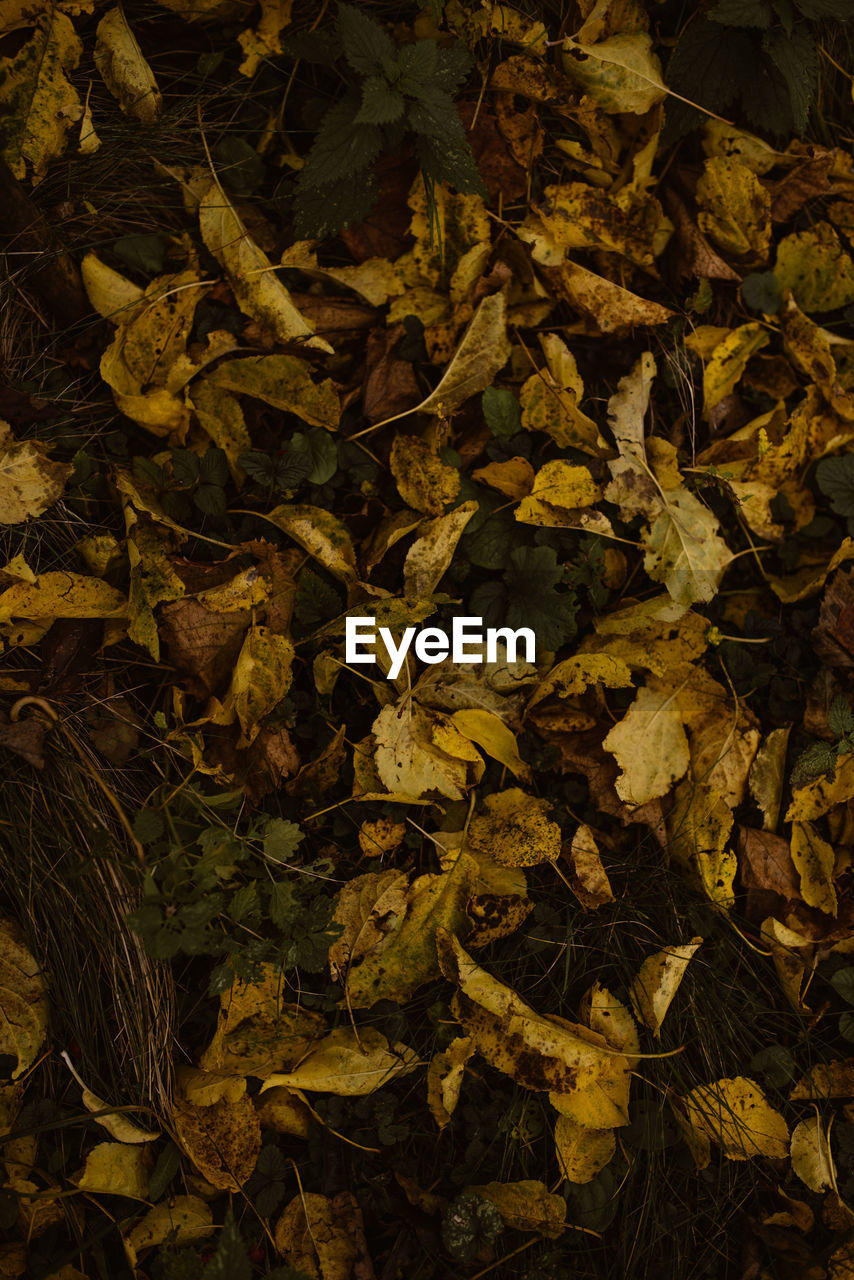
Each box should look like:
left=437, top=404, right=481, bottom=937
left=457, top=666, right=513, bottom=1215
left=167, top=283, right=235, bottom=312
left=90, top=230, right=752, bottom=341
left=94, top=7, right=161, bottom=123
left=0, top=423, right=71, bottom=525
left=629, top=939, right=702, bottom=1037
left=260, top=1027, right=419, bottom=1096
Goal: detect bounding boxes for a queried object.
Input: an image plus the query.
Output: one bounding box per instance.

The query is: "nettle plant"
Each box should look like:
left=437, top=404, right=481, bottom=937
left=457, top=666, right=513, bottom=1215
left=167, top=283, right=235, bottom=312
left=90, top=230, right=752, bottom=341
left=291, top=4, right=485, bottom=239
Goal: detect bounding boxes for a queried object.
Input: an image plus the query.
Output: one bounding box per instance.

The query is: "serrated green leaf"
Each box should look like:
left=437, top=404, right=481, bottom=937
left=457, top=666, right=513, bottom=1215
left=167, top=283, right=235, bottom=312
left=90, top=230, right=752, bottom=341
left=263, top=818, right=305, bottom=865
left=829, top=696, right=854, bottom=739
left=200, top=447, right=229, bottom=487
left=296, top=100, right=382, bottom=190
left=203, top=1209, right=250, bottom=1280
left=356, top=75, right=406, bottom=124
left=710, top=0, right=773, bottom=25
left=816, top=455, right=854, bottom=517
left=336, top=3, right=395, bottom=74
left=763, top=25, right=817, bottom=134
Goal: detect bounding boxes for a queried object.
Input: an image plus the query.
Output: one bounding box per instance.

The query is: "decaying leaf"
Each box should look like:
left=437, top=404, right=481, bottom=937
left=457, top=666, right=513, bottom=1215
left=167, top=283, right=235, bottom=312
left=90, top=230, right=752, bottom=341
left=0, top=920, right=48, bottom=1079
left=467, top=1179, right=565, bottom=1237
left=94, top=7, right=162, bottom=124
left=0, top=11, right=83, bottom=181
left=124, top=1197, right=214, bottom=1268
left=0, top=423, right=71, bottom=525
left=466, top=787, right=560, bottom=866
left=173, top=1092, right=261, bottom=1190
left=682, top=1077, right=788, bottom=1161
left=554, top=1115, right=616, bottom=1185
left=791, top=1115, right=835, bottom=1193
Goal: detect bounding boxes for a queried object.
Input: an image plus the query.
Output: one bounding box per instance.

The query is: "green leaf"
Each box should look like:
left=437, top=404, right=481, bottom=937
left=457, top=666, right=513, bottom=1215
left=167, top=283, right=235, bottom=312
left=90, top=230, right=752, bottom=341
left=794, top=0, right=854, bottom=18
left=663, top=20, right=753, bottom=140
left=472, top=544, right=577, bottom=650
left=291, top=430, right=339, bottom=485
left=742, top=271, right=782, bottom=314
left=133, top=808, right=165, bottom=846
left=831, top=968, right=854, bottom=1005
left=296, top=100, right=382, bottom=190
left=816, top=455, right=854, bottom=517
left=171, top=449, right=200, bottom=487
left=263, top=818, right=305, bottom=864
left=840, top=1011, right=854, bottom=1043
left=829, top=696, right=854, bottom=739
left=749, top=1043, right=797, bottom=1087
left=200, top=447, right=230, bottom=487
left=791, top=740, right=839, bottom=787
left=441, top=1192, right=503, bottom=1263
left=112, top=233, right=165, bottom=276
left=434, top=42, right=473, bottom=93
left=741, top=49, right=798, bottom=136
left=148, top=1141, right=181, bottom=1202
left=193, top=483, right=227, bottom=517
left=293, top=166, right=379, bottom=240
left=763, top=24, right=818, bottom=134
left=395, top=38, right=440, bottom=94
left=336, top=4, right=396, bottom=75
left=239, top=450, right=314, bottom=491
left=212, top=136, right=265, bottom=196
left=356, top=75, right=406, bottom=124
left=709, top=0, right=773, bottom=25
left=203, top=1209, right=251, bottom=1280
left=416, top=132, right=486, bottom=199
left=482, top=387, right=522, bottom=438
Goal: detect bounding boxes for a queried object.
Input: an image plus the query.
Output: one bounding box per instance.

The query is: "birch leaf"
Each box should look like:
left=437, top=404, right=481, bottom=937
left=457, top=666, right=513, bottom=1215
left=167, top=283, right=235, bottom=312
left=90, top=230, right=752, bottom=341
left=94, top=7, right=162, bottom=124
left=629, top=939, right=703, bottom=1037
left=0, top=424, right=71, bottom=525
left=0, top=10, right=83, bottom=181
left=603, top=683, right=690, bottom=806
left=791, top=1116, right=835, bottom=1193
left=260, top=1027, right=419, bottom=1096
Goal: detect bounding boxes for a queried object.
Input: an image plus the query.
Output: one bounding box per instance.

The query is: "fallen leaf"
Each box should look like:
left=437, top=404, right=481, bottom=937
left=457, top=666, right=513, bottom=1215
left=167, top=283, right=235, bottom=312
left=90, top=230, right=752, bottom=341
left=237, top=0, right=293, bottom=76
left=520, top=334, right=608, bottom=455
left=467, top=787, right=560, bottom=867
left=427, top=1035, right=475, bottom=1129
left=390, top=435, right=460, bottom=517
left=0, top=920, right=48, bottom=1079
left=565, top=825, right=614, bottom=910
left=403, top=501, right=477, bottom=595
left=123, top=1197, right=214, bottom=1268
left=73, top=1142, right=151, bottom=1199
left=603, top=682, right=690, bottom=806
left=695, top=157, right=771, bottom=260
left=205, top=353, right=340, bottom=430
left=198, top=179, right=330, bottom=351
left=254, top=1086, right=312, bottom=1139
left=173, top=1092, right=261, bottom=1190
left=0, top=11, right=83, bottom=181
left=467, top=1180, right=565, bottom=1237
left=682, top=1077, right=788, bottom=1161
left=223, top=625, right=295, bottom=748
left=774, top=221, right=854, bottom=313
left=0, top=422, right=71, bottom=525
left=629, top=938, right=702, bottom=1037
left=260, top=1026, right=419, bottom=1096
left=789, top=819, right=837, bottom=916
left=274, top=1191, right=359, bottom=1279
left=372, top=699, right=484, bottom=801
left=451, top=709, right=532, bottom=783
left=200, top=964, right=325, bottom=1077
left=94, top=7, right=161, bottom=124
left=554, top=1115, right=615, bottom=1184
left=791, top=1115, right=835, bottom=1193
left=560, top=32, right=666, bottom=114
left=410, top=291, right=511, bottom=417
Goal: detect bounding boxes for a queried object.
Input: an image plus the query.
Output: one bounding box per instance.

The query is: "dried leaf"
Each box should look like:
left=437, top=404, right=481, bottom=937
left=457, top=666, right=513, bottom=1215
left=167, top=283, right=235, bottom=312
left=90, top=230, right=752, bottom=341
left=629, top=939, right=702, bottom=1037
left=682, top=1077, right=788, bottom=1161
left=260, top=1026, right=419, bottom=1096
left=94, top=7, right=161, bottom=124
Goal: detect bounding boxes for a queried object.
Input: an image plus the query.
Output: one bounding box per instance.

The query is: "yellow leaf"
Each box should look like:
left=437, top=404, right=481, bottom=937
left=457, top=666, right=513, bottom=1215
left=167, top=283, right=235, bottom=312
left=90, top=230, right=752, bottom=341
left=173, top=1092, right=261, bottom=1190
left=274, top=1192, right=358, bottom=1279
left=467, top=787, right=560, bottom=867
left=451, top=709, right=532, bottom=783
left=554, top=1115, right=615, bottom=1184
left=682, top=1077, right=788, bottom=1161
left=530, top=652, right=634, bottom=705
left=603, top=683, right=690, bottom=806
left=411, top=292, right=511, bottom=417
left=696, top=157, right=771, bottom=260
left=260, top=1026, right=419, bottom=1096
left=372, top=700, right=484, bottom=801
left=629, top=938, right=702, bottom=1037
left=0, top=11, right=83, bottom=181
left=438, top=931, right=632, bottom=1128
left=94, top=7, right=161, bottom=124
left=124, top=1197, right=214, bottom=1268
left=0, top=572, right=127, bottom=624
left=223, top=625, right=295, bottom=747
left=468, top=1180, right=566, bottom=1237
left=566, top=825, right=614, bottom=910
left=80, top=253, right=144, bottom=320
left=280, top=242, right=405, bottom=306
left=791, top=1116, right=835, bottom=1193
left=0, top=422, right=71, bottom=524
left=560, top=32, right=667, bottom=114
left=533, top=183, right=671, bottom=270
left=254, top=1086, right=312, bottom=1139
left=667, top=780, right=736, bottom=908
left=427, top=1034, right=475, bottom=1129
left=328, top=870, right=410, bottom=982
left=198, top=179, right=330, bottom=351
left=237, top=0, right=293, bottom=76
left=774, top=221, right=854, bottom=314
left=644, top=488, right=732, bottom=606
left=695, top=323, right=770, bottom=418
left=264, top=505, right=359, bottom=588
left=516, top=459, right=602, bottom=528
left=200, top=964, right=325, bottom=1078
left=786, top=753, right=854, bottom=823
left=0, top=921, right=47, bottom=1079
left=390, top=434, right=461, bottom=517
left=187, top=379, right=249, bottom=482
left=73, top=1142, right=151, bottom=1199
left=748, top=727, right=791, bottom=832
left=206, top=354, right=340, bottom=430
left=789, top=820, right=837, bottom=916
left=342, top=854, right=478, bottom=1008
left=520, top=335, right=609, bottom=456
left=790, top=1059, right=854, bottom=1100
left=403, top=501, right=477, bottom=595
left=177, top=1068, right=246, bottom=1107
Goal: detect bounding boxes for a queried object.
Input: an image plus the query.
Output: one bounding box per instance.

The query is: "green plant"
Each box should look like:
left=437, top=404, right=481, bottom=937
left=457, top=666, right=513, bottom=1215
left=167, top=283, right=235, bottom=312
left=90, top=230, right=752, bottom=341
left=291, top=4, right=484, bottom=238
left=791, top=693, right=854, bottom=786
left=127, top=812, right=341, bottom=995
left=665, top=0, right=852, bottom=140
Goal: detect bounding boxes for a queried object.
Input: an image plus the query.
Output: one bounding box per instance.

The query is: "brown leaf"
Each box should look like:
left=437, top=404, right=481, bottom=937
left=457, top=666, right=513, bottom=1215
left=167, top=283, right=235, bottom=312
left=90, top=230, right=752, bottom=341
left=813, top=567, right=854, bottom=670
left=769, top=146, right=834, bottom=222
left=340, top=151, right=418, bottom=262
left=0, top=718, right=47, bottom=769
left=244, top=726, right=301, bottom=803
left=458, top=102, right=527, bottom=203
left=664, top=188, right=740, bottom=284
left=159, top=598, right=251, bottom=698
left=738, top=827, right=801, bottom=915
left=362, top=324, right=420, bottom=424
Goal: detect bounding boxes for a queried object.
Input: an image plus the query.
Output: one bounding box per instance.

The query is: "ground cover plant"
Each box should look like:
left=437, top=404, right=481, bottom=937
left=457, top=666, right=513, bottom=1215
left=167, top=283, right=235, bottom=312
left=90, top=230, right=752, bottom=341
left=2, top=0, right=854, bottom=1276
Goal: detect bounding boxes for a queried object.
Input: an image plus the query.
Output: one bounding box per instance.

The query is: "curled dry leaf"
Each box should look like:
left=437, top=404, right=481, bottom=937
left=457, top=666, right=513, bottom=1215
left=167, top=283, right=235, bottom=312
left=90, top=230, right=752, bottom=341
left=629, top=938, right=703, bottom=1037
left=427, top=1034, right=475, bottom=1130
